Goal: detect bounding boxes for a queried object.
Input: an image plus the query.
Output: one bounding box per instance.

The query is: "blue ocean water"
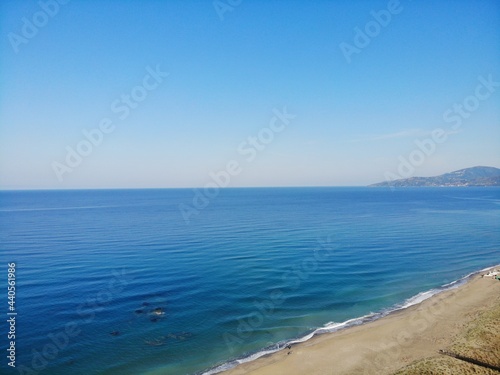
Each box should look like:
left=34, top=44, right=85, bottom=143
left=0, top=187, right=499, bottom=375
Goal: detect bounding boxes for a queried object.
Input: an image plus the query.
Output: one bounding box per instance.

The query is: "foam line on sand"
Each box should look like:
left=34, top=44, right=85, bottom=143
left=220, top=265, right=500, bottom=375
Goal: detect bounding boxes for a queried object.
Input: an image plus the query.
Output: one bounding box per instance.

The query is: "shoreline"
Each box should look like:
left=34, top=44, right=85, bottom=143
left=210, top=265, right=500, bottom=375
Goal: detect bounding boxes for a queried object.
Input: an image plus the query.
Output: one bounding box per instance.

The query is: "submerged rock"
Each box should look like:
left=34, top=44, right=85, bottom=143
left=151, top=307, right=165, bottom=316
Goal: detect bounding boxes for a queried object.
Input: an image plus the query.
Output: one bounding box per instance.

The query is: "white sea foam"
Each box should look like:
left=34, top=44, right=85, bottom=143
left=202, top=348, right=282, bottom=375
left=201, top=264, right=500, bottom=375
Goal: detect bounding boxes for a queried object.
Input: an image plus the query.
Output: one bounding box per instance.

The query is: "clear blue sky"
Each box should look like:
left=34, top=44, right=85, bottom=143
left=1, top=0, right=499, bottom=189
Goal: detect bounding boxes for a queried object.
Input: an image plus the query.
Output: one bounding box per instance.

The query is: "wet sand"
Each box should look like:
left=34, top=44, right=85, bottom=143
left=224, top=268, right=500, bottom=375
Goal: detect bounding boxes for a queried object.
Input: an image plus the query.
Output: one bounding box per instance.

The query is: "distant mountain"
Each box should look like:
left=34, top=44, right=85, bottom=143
left=370, top=166, right=500, bottom=187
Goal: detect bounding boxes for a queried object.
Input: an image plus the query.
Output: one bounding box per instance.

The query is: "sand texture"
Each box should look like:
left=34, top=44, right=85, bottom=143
left=224, top=269, right=500, bottom=375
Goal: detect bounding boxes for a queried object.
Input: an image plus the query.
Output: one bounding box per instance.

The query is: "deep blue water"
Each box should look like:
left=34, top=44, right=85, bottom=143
left=0, top=187, right=499, bottom=375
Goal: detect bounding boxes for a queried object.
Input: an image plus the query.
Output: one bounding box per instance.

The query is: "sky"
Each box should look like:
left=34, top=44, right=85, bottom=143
left=0, top=0, right=499, bottom=189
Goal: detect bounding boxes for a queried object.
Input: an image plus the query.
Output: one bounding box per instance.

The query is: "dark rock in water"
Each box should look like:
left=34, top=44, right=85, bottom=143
left=135, top=309, right=144, bottom=314
left=151, top=307, right=165, bottom=315
left=110, top=331, right=120, bottom=336
left=150, top=317, right=159, bottom=323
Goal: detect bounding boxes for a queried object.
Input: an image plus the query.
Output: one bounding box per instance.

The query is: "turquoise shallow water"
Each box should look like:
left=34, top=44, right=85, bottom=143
left=0, top=187, right=499, bottom=374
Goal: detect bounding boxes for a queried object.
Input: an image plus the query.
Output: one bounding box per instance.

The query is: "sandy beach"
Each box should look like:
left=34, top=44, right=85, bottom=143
left=224, top=268, right=500, bottom=375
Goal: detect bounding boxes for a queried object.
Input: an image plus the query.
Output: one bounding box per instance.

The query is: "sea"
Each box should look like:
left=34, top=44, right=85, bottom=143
left=0, top=187, right=499, bottom=375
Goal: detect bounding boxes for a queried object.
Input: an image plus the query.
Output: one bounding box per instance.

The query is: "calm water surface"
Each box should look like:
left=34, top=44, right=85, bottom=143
left=0, top=187, right=499, bottom=374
